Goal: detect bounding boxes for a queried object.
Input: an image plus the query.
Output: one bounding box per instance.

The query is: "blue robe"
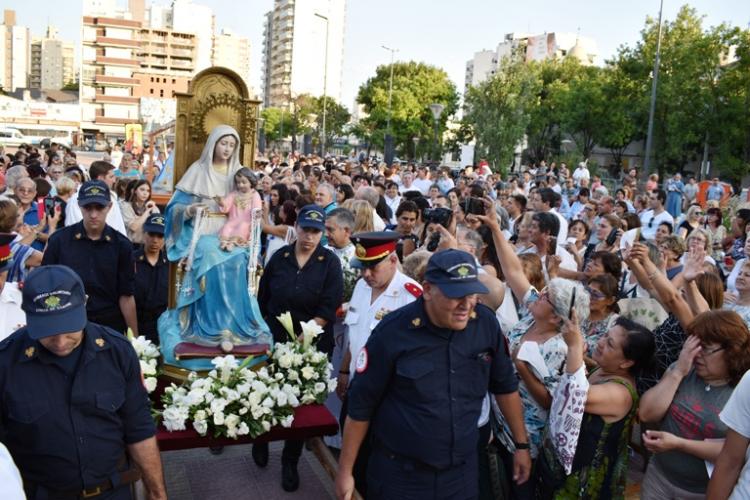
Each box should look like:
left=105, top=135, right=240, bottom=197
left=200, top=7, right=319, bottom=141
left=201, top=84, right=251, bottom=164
left=158, top=189, right=272, bottom=371
left=665, top=179, right=684, bottom=218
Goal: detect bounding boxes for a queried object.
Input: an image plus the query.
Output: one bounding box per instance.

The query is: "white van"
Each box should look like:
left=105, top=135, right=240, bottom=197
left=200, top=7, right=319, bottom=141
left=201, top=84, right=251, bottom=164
left=0, top=128, right=27, bottom=147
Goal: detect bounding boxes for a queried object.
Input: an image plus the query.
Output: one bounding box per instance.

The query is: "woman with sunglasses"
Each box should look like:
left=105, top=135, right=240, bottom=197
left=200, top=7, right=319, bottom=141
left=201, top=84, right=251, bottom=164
left=579, top=274, right=620, bottom=366
left=677, top=205, right=704, bottom=240
left=638, top=310, right=750, bottom=499
left=477, top=201, right=590, bottom=498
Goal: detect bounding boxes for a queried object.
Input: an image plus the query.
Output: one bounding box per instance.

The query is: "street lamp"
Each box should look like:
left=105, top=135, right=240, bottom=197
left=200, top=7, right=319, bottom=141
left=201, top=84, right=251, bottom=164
left=382, top=45, right=398, bottom=165
left=412, top=136, right=419, bottom=162
left=314, top=12, right=329, bottom=156
left=429, top=103, right=444, bottom=162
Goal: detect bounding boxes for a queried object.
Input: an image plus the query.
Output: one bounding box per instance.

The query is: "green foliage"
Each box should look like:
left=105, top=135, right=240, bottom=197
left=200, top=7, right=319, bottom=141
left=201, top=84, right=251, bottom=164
left=261, top=107, right=293, bottom=143
left=356, top=61, right=459, bottom=158
left=302, top=95, right=351, bottom=149
left=62, top=81, right=79, bottom=91
left=464, top=58, right=539, bottom=174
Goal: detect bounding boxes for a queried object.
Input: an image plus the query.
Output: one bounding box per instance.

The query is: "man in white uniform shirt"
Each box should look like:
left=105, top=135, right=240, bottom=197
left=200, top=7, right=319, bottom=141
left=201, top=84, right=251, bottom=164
left=337, top=231, right=422, bottom=497
left=65, top=161, right=127, bottom=236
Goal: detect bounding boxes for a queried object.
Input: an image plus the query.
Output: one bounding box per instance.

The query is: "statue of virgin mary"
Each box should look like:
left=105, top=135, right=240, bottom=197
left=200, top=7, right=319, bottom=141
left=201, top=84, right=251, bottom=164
left=158, top=125, right=272, bottom=370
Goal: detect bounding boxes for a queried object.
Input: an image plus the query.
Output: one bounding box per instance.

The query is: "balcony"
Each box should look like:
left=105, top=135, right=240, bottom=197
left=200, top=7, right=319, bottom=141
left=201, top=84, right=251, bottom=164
left=94, top=94, right=139, bottom=105
left=96, top=36, right=139, bottom=48
left=83, top=16, right=140, bottom=29
left=95, top=75, right=139, bottom=86
left=95, top=56, right=139, bottom=67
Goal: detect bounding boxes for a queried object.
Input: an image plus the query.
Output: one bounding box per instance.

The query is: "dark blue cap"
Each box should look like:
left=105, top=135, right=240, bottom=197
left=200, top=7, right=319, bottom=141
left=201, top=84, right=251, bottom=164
left=297, top=204, right=326, bottom=231
left=143, top=213, right=166, bottom=235
left=22, top=265, right=88, bottom=339
left=424, top=249, right=489, bottom=298
left=78, top=180, right=111, bottom=207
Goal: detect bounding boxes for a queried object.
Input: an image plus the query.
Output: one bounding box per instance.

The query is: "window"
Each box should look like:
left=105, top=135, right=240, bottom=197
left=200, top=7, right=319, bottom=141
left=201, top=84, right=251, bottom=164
left=160, top=89, right=164, bottom=97
left=150, top=89, right=154, bottom=94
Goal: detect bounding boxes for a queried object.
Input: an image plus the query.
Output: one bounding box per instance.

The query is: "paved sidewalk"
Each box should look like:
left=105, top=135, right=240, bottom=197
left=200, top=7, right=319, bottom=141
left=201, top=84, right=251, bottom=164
left=161, top=441, right=335, bottom=500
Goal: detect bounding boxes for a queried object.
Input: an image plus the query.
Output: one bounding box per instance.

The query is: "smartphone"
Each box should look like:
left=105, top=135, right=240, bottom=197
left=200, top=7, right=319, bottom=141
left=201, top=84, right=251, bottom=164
left=606, top=228, right=619, bottom=246
left=44, top=197, right=56, bottom=217
left=565, top=237, right=577, bottom=246
left=463, top=197, right=485, bottom=216
left=547, top=236, right=557, bottom=256
left=568, top=287, right=577, bottom=320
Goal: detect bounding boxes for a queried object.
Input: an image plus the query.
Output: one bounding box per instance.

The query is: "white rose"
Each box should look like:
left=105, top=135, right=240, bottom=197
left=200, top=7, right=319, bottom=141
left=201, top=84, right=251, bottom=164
left=275, top=391, right=288, bottom=406
left=194, top=409, right=207, bottom=421
left=162, top=407, right=187, bottom=431
left=261, top=397, right=275, bottom=408
left=238, top=422, right=250, bottom=436
left=278, top=353, right=293, bottom=369
left=261, top=420, right=271, bottom=432
left=287, top=370, right=299, bottom=382
left=301, top=366, right=316, bottom=380
left=144, top=377, right=158, bottom=394
left=224, top=414, right=240, bottom=430
left=239, top=407, right=248, bottom=415
left=314, top=382, right=326, bottom=394
left=193, top=419, right=208, bottom=436
left=213, top=412, right=225, bottom=426
left=251, top=405, right=265, bottom=419
left=281, top=414, right=294, bottom=428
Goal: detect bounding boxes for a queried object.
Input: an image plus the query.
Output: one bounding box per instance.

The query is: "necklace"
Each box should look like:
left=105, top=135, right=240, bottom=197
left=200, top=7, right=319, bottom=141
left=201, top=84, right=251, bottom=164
left=705, top=379, right=728, bottom=392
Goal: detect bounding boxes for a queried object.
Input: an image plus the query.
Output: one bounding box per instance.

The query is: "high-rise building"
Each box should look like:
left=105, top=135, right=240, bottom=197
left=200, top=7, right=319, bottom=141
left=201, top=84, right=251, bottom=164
left=171, top=0, right=214, bottom=72
left=464, top=32, right=599, bottom=92
left=29, top=26, right=76, bottom=90
left=262, top=0, right=346, bottom=108
left=81, top=13, right=141, bottom=135
left=213, top=29, right=251, bottom=92
left=0, top=10, right=30, bottom=91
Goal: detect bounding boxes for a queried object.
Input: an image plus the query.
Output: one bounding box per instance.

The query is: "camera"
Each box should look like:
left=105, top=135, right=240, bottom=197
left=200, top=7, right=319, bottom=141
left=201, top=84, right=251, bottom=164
left=423, top=207, right=452, bottom=228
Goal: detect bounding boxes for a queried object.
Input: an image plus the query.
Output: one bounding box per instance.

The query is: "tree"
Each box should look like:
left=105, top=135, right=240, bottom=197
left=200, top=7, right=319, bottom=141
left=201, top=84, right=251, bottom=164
left=303, top=96, right=351, bottom=150
left=464, top=58, right=540, bottom=173
left=357, top=61, right=459, bottom=159
left=261, top=107, right=293, bottom=145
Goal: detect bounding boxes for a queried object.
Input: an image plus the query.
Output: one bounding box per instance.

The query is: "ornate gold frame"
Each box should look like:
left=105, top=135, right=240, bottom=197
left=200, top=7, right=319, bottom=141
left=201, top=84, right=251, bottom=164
left=167, top=67, right=261, bottom=307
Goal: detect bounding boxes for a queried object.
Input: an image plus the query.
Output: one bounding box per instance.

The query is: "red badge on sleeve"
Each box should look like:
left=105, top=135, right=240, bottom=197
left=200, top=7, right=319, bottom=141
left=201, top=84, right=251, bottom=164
left=404, top=282, right=422, bottom=298
left=355, top=347, right=369, bottom=373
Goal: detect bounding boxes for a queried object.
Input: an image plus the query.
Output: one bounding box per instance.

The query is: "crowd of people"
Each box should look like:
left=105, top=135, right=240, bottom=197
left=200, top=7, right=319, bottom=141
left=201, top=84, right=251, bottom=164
left=2, top=138, right=750, bottom=500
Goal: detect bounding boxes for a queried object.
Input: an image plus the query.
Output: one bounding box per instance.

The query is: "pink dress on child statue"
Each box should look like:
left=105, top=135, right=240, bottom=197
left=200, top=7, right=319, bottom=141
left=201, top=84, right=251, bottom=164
left=218, top=191, right=262, bottom=242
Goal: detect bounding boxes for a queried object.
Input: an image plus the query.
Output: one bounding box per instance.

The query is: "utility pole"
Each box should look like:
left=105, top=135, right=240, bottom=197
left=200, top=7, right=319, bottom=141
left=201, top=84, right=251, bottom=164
left=643, top=0, right=664, bottom=174
left=382, top=45, right=397, bottom=165
left=314, top=13, right=329, bottom=156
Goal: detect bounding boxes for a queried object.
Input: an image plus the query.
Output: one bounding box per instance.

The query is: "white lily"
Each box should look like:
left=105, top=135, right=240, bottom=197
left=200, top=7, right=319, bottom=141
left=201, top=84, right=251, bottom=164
left=299, top=319, right=323, bottom=350
left=276, top=312, right=296, bottom=340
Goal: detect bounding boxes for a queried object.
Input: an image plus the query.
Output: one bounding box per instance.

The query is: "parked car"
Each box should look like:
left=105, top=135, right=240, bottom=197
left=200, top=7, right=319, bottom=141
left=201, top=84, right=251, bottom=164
left=0, top=128, right=28, bottom=147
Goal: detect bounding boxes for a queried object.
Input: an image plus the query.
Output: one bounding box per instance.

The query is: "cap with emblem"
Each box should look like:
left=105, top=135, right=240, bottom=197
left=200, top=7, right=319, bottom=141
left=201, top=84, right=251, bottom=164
left=21, top=265, right=88, bottom=339
left=297, top=204, right=326, bottom=231
left=350, top=231, right=400, bottom=269
left=78, top=180, right=111, bottom=207
left=143, top=213, right=166, bottom=235
left=424, top=249, right=489, bottom=298
left=0, top=233, right=14, bottom=274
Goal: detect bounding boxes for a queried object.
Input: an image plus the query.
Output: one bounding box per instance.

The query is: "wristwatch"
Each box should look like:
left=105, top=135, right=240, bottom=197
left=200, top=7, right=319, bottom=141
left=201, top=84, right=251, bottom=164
left=514, top=442, right=530, bottom=450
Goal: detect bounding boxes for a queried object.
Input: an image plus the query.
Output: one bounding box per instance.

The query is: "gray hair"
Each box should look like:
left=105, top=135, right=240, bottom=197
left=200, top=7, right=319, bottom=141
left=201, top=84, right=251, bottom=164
left=687, top=227, right=712, bottom=252
left=645, top=241, right=663, bottom=268
left=317, top=182, right=335, bottom=200
left=548, top=278, right=590, bottom=324
left=5, top=165, right=28, bottom=190
left=355, top=186, right=379, bottom=209
left=328, top=207, right=355, bottom=231
left=494, top=201, right=510, bottom=231
left=456, top=224, right=484, bottom=256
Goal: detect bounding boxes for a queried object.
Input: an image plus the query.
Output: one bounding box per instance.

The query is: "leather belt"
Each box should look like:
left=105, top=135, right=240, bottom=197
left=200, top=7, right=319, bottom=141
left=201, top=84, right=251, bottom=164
left=25, top=467, right=141, bottom=499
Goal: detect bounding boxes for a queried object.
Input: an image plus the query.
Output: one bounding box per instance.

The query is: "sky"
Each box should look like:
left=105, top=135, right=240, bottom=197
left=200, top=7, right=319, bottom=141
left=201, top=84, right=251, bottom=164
left=12, top=0, right=750, bottom=109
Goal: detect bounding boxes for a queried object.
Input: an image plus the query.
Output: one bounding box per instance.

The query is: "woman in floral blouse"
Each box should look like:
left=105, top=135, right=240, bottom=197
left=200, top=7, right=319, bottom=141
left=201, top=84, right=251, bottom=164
left=479, top=202, right=590, bottom=499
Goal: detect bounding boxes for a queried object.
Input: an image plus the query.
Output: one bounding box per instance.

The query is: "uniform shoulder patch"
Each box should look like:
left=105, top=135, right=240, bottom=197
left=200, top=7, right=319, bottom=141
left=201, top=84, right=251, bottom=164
left=404, top=282, right=422, bottom=298
left=355, top=347, right=368, bottom=374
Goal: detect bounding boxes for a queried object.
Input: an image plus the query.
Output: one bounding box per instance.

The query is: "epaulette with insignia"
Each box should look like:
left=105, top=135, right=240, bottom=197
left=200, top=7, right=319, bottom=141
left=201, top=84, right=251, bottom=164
left=404, top=282, right=422, bottom=298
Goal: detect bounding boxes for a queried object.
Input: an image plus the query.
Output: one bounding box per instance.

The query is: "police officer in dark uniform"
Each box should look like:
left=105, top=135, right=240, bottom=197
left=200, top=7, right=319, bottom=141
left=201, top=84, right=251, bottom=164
left=0, top=265, right=166, bottom=500
left=133, top=213, right=168, bottom=344
left=42, top=180, right=139, bottom=335
left=254, top=204, right=344, bottom=492
left=335, top=249, right=531, bottom=500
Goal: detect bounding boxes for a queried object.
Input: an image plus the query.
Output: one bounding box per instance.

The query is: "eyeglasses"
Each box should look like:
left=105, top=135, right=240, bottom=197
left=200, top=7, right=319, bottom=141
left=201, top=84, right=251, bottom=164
left=585, top=286, right=605, bottom=300
left=700, top=345, right=724, bottom=357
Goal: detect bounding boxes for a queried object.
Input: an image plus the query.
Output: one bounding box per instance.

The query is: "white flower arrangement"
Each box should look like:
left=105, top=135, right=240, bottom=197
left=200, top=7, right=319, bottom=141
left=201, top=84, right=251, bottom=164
left=160, top=355, right=296, bottom=439
left=157, top=312, right=337, bottom=439
left=271, top=313, right=337, bottom=405
left=128, top=329, right=160, bottom=394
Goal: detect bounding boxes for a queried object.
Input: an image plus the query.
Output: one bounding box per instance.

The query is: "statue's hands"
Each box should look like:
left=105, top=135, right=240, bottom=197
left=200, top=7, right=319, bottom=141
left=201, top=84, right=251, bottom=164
left=186, top=203, right=208, bottom=218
